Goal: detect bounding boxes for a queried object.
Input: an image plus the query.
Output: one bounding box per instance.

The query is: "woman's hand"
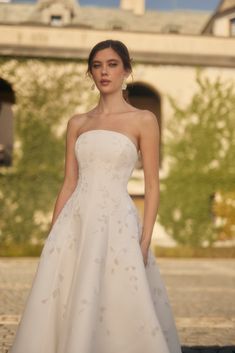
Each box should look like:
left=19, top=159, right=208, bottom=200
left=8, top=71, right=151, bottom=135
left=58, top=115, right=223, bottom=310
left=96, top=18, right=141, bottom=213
left=140, top=239, right=150, bottom=267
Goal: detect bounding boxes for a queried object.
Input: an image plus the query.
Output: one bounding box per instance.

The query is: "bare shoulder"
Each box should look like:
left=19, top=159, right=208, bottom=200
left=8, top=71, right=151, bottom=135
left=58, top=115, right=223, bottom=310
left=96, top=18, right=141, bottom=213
left=142, top=109, right=158, bottom=126
left=136, top=109, right=159, bottom=135
left=67, top=113, right=89, bottom=135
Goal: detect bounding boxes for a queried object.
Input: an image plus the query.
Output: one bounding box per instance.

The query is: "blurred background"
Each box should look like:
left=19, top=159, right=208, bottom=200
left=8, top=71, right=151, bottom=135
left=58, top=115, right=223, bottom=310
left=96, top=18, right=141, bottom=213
left=0, top=1, right=235, bottom=351
left=0, top=0, right=234, bottom=256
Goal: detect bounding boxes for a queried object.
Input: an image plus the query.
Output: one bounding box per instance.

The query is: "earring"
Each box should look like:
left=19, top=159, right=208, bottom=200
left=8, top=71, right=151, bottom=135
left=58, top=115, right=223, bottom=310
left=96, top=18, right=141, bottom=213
left=91, top=82, right=95, bottom=91
left=122, top=80, right=127, bottom=90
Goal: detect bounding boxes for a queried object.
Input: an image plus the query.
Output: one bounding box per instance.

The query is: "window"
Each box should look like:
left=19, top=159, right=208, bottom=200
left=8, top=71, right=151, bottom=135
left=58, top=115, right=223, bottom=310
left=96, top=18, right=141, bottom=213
left=107, top=20, right=127, bottom=31
left=230, top=17, right=235, bottom=36
left=50, top=15, right=63, bottom=26
left=163, top=24, right=181, bottom=34
left=112, top=25, right=123, bottom=30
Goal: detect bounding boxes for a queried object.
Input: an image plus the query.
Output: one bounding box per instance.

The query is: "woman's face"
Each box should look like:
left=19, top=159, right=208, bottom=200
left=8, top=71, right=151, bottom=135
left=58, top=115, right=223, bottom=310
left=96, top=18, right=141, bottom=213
left=90, top=47, right=130, bottom=93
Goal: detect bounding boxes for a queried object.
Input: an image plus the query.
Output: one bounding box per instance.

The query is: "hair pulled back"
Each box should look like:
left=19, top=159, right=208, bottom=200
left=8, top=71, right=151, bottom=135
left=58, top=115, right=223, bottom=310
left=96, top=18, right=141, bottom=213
left=86, top=39, right=133, bottom=76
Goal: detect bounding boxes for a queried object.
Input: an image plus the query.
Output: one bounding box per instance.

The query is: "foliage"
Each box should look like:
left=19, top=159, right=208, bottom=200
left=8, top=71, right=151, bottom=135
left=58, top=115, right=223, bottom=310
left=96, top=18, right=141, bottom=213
left=0, top=58, right=97, bottom=248
left=1, top=59, right=235, bottom=254
left=159, top=70, right=235, bottom=246
left=213, top=190, right=235, bottom=240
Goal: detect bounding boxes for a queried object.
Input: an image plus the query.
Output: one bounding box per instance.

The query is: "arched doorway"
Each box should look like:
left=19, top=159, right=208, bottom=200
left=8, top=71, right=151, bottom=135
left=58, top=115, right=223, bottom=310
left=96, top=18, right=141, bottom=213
left=125, top=82, right=162, bottom=167
left=0, top=78, right=15, bottom=167
left=124, top=82, right=162, bottom=221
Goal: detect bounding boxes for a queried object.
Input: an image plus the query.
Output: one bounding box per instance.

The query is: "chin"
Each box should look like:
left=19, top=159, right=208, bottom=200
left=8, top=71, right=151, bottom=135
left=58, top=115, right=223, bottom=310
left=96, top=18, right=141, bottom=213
left=101, top=86, right=121, bottom=94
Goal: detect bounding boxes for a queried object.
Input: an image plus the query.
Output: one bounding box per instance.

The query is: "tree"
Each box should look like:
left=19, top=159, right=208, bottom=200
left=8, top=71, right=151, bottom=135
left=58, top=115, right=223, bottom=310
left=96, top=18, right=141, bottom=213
left=0, top=58, right=97, bottom=252
left=159, top=70, right=235, bottom=246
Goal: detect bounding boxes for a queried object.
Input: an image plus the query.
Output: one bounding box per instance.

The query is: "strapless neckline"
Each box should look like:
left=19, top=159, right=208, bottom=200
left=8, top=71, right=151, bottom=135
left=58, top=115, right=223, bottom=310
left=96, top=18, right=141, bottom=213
left=76, top=129, right=139, bottom=155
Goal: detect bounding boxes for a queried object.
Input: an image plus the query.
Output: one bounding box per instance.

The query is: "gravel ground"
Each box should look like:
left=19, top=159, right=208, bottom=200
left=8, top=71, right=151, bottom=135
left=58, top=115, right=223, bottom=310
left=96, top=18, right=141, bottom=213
left=0, top=257, right=234, bottom=353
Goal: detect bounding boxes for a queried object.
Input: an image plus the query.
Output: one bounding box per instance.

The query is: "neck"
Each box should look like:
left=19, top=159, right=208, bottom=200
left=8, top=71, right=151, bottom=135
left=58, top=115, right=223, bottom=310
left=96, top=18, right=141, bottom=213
left=95, top=90, right=128, bottom=115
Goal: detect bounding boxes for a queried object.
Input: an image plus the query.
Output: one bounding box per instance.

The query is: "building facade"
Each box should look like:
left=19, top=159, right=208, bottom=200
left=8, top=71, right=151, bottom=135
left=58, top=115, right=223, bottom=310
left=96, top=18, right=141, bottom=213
left=1, top=0, right=235, bottom=161
left=0, top=0, right=235, bottom=246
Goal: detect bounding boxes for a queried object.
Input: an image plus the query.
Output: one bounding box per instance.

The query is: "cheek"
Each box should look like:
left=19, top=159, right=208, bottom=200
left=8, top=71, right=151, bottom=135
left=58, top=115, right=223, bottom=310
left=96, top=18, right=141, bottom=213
left=113, top=68, right=125, bottom=81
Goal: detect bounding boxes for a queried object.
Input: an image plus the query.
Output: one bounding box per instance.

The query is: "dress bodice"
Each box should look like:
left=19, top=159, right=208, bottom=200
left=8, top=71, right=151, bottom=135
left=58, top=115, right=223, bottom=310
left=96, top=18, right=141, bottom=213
left=75, top=130, right=139, bottom=193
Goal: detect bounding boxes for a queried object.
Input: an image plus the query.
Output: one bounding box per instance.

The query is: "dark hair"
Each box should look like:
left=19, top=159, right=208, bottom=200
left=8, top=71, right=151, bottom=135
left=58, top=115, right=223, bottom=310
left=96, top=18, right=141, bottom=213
left=86, top=39, right=133, bottom=76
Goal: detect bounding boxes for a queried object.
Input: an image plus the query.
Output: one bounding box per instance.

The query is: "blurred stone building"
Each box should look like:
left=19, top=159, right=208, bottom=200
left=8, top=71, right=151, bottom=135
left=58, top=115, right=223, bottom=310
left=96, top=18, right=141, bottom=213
left=0, top=0, right=235, bottom=165
left=0, top=0, right=235, bottom=245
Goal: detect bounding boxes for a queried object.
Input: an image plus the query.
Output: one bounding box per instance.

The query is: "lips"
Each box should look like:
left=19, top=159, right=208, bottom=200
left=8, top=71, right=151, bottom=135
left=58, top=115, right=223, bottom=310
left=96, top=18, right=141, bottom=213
left=100, top=80, right=111, bottom=83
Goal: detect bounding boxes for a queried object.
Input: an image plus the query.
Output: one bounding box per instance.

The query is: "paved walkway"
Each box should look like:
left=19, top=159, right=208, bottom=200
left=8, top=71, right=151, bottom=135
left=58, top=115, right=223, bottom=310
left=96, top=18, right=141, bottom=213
left=0, top=258, right=234, bottom=353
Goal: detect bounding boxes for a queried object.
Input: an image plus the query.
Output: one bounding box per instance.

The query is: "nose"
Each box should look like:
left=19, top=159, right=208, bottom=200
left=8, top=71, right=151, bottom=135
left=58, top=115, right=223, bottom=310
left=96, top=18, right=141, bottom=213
left=101, top=65, right=108, bottom=75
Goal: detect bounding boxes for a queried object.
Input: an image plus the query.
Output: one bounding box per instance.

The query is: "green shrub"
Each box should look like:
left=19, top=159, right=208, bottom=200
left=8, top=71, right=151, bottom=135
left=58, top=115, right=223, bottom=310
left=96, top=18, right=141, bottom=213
left=213, top=190, right=235, bottom=240
left=0, top=58, right=96, bottom=249
left=159, top=70, right=235, bottom=246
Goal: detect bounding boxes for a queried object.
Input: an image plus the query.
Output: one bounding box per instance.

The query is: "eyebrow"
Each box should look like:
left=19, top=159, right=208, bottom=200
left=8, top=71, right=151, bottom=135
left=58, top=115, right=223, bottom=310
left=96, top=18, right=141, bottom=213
left=92, top=58, right=119, bottom=63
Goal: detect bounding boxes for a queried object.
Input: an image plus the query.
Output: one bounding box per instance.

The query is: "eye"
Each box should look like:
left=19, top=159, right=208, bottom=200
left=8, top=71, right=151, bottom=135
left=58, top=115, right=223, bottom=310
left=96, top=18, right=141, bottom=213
left=109, top=62, right=118, bottom=67
left=92, top=64, right=100, bottom=69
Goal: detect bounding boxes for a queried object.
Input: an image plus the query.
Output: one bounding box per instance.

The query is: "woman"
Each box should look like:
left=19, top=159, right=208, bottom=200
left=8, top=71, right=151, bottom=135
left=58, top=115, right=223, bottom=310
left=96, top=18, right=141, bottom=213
left=9, top=39, right=182, bottom=353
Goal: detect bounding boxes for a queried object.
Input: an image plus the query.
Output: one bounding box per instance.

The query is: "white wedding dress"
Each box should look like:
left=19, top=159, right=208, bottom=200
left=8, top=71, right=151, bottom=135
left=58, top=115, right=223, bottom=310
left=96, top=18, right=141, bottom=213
left=9, top=129, right=182, bottom=353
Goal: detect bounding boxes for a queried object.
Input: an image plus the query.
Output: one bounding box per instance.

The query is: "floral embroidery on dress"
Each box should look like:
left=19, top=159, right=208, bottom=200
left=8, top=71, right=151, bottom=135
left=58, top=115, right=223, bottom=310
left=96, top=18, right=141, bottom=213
left=10, top=130, right=182, bottom=353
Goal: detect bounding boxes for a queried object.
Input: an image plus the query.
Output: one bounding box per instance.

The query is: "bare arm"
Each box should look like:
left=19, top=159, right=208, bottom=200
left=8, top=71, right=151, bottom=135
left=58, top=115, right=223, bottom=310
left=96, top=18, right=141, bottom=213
left=49, top=116, right=79, bottom=229
left=139, top=111, right=160, bottom=264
